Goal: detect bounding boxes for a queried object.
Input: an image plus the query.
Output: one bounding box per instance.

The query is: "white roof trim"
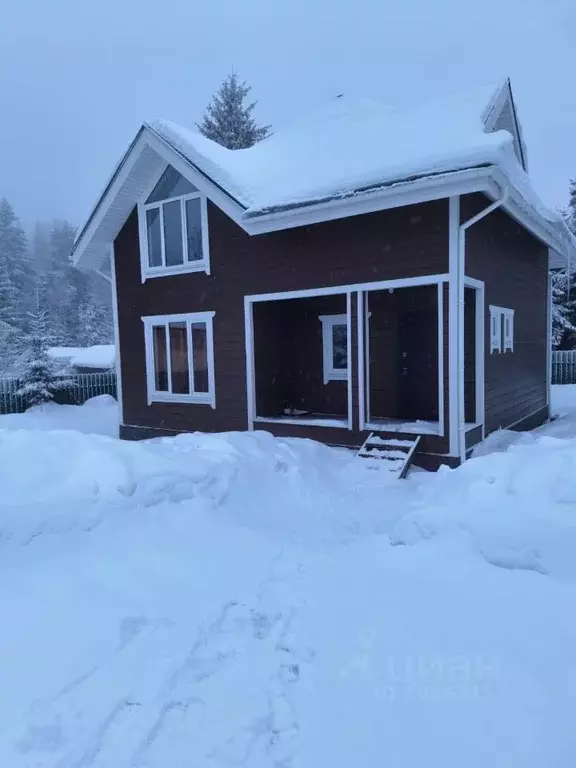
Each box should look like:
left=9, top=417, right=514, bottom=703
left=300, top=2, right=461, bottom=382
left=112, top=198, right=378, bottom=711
left=482, top=79, right=528, bottom=172
left=72, top=124, right=573, bottom=271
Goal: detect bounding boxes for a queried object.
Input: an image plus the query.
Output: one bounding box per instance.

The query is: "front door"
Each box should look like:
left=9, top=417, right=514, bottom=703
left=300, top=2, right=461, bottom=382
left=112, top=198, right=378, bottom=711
left=397, top=309, right=439, bottom=420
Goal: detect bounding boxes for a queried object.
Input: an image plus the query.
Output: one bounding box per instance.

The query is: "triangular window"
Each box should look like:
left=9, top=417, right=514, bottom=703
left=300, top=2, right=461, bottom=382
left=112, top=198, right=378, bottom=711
left=146, top=166, right=198, bottom=204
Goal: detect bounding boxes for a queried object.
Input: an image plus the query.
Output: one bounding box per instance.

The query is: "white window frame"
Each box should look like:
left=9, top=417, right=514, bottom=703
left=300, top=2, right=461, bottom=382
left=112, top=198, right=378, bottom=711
left=503, top=308, right=514, bottom=352
left=138, top=165, right=211, bottom=281
left=319, top=314, right=348, bottom=384
left=142, top=311, right=216, bottom=407
left=489, top=305, right=514, bottom=354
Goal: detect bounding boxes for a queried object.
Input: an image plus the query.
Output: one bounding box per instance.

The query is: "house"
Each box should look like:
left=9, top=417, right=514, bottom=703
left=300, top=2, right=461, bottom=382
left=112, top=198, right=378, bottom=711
left=48, top=345, right=115, bottom=374
left=71, top=79, right=575, bottom=471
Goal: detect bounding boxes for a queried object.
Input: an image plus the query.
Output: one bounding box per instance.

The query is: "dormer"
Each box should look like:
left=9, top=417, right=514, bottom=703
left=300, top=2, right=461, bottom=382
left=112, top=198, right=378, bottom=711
left=482, top=79, right=528, bottom=171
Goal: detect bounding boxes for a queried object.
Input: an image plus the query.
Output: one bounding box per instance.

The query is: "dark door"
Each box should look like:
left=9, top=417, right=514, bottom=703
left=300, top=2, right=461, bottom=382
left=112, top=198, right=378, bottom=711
left=397, top=310, right=439, bottom=420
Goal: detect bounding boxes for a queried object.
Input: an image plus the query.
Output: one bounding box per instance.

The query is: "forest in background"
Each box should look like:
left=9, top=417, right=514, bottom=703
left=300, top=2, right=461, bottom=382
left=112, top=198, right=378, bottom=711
left=0, top=197, right=113, bottom=376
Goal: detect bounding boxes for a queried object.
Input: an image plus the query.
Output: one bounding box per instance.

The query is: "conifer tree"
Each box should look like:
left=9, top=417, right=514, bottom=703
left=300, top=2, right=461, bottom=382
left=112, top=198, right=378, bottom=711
left=197, top=72, right=271, bottom=149
left=15, top=310, right=60, bottom=408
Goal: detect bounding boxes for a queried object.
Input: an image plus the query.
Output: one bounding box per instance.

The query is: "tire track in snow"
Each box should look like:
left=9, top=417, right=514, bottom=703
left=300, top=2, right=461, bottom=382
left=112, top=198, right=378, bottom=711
left=2, top=553, right=313, bottom=767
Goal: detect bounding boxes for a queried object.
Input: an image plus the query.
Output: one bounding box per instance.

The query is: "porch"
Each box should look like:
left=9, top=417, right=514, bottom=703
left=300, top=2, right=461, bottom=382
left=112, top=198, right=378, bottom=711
left=245, top=275, right=483, bottom=463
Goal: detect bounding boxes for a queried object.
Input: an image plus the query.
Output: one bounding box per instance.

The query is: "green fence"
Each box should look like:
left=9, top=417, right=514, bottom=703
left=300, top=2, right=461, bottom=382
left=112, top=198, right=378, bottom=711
left=0, top=372, right=117, bottom=415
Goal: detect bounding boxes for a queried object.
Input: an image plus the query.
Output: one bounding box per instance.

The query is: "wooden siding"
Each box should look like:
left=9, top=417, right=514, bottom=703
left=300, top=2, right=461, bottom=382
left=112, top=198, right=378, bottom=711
left=368, top=285, right=438, bottom=421
left=462, top=193, right=549, bottom=434
left=254, top=295, right=348, bottom=418
left=115, top=198, right=450, bottom=448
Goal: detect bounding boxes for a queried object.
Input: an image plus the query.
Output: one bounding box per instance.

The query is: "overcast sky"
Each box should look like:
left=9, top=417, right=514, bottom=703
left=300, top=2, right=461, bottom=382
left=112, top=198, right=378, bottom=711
left=1, top=0, right=574, bottom=228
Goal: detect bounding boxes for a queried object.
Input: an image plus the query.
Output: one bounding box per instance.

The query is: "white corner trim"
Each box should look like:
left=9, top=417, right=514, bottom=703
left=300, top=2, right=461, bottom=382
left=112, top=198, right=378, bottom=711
left=456, top=191, right=507, bottom=461
left=436, top=281, right=445, bottom=439
left=319, top=314, right=348, bottom=385
left=357, top=291, right=365, bottom=431
left=244, top=297, right=255, bottom=430
left=142, top=311, right=216, bottom=408
left=109, top=242, right=123, bottom=428
left=448, top=196, right=460, bottom=459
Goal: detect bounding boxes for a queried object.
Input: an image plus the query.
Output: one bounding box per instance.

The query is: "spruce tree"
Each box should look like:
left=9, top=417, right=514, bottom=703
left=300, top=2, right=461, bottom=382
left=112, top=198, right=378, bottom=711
left=567, top=178, right=576, bottom=233
left=552, top=269, right=576, bottom=348
left=197, top=72, right=271, bottom=149
left=0, top=198, right=32, bottom=331
left=15, top=310, right=60, bottom=408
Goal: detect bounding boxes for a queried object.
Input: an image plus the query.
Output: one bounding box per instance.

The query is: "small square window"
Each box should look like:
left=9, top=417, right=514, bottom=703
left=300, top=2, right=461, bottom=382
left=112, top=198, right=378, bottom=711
left=320, top=314, right=348, bottom=384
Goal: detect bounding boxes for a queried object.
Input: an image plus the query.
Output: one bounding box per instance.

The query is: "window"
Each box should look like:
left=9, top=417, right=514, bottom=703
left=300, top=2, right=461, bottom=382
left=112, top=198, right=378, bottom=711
left=143, top=312, right=215, bottom=406
left=139, top=166, right=209, bottom=279
left=489, top=306, right=514, bottom=354
left=319, top=314, right=348, bottom=383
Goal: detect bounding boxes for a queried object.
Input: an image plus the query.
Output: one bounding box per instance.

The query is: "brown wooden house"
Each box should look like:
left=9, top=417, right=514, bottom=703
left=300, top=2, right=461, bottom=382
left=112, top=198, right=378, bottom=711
left=72, top=80, right=575, bottom=471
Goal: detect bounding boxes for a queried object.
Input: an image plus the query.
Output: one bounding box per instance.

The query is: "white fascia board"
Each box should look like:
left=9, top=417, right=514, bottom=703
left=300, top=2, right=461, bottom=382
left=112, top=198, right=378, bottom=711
left=243, top=168, right=497, bottom=235
left=72, top=127, right=247, bottom=270
left=142, top=130, right=246, bottom=227
left=72, top=130, right=150, bottom=267
left=486, top=168, right=571, bottom=267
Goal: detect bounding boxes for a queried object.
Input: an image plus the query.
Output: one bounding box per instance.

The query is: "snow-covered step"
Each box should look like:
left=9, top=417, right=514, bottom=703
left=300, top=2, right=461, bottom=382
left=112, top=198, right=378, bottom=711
left=356, top=432, right=421, bottom=478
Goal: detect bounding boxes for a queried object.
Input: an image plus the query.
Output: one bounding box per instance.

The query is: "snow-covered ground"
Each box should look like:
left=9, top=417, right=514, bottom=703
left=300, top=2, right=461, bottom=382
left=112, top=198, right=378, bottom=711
left=1, top=390, right=576, bottom=767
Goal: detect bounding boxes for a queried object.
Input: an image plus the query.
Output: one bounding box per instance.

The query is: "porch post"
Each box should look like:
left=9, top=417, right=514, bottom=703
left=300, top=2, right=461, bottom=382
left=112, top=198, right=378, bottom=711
left=346, top=291, right=354, bottom=430
left=448, top=196, right=462, bottom=458
left=357, top=289, right=365, bottom=431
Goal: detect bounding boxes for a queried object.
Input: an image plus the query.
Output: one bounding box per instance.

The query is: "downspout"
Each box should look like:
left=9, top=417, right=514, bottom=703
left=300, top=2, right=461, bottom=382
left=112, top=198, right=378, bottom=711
left=457, top=187, right=508, bottom=462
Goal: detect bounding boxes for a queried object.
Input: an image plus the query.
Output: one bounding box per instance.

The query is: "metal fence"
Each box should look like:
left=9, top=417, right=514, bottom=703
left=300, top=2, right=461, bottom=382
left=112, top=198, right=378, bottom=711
left=552, top=350, right=576, bottom=385
left=0, top=372, right=117, bottom=415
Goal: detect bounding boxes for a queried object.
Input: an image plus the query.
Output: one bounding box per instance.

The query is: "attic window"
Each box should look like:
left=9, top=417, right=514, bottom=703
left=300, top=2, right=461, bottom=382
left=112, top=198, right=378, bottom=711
left=138, top=165, right=209, bottom=279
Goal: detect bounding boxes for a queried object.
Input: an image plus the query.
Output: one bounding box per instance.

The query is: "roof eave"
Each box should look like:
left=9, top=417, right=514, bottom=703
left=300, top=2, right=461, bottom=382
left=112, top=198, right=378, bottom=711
left=242, top=166, right=500, bottom=235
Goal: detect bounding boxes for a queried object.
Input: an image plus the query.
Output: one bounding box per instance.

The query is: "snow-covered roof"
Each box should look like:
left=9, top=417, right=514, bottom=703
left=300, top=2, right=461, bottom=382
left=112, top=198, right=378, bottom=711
left=72, top=80, right=575, bottom=268
left=48, top=345, right=115, bottom=370
left=148, top=84, right=508, bottom=214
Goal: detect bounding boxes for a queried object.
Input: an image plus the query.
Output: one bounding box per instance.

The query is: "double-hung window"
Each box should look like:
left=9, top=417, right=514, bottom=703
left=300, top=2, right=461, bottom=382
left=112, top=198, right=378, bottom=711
left=139, top=165, right=209, bottom=279
left=489, top=305, right=514, bottom=353
left=143, top=312, right=215, bottom=406
left=319, top=314, right=348, bottom=384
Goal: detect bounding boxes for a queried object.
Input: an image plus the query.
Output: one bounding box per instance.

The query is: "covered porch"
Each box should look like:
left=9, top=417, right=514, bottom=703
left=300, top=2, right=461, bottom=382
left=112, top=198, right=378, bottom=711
left=245, top=275, right=482, bottom=456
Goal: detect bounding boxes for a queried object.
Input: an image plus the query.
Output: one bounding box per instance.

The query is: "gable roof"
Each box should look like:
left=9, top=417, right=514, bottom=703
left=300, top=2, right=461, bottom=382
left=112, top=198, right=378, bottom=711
left=72, top=80, right=575, bottom=269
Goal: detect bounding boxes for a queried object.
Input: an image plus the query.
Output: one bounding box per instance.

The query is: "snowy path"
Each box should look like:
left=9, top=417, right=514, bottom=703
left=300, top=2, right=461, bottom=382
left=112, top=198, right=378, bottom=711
left=1, top=392, right=576, bottom=766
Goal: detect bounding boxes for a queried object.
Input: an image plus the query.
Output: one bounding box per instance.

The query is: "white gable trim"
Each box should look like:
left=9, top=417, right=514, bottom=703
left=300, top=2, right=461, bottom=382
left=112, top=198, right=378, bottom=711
left=482, top=79, right=528, bottom=172
left=72, top=126, right=572, bottom=271
left=143, top=129, right=246, bottom=226
left=72, top=127, right=247, bottom=269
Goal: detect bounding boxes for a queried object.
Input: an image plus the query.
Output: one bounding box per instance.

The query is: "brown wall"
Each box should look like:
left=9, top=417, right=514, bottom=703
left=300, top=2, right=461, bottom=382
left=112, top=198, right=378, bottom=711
left=254, top=295, right=348, bottom=417
left=368, top=285, right=439, bottom=420
left=115, top=197, right=450, bottom=446
left=462, top=194, right=549, bottom=434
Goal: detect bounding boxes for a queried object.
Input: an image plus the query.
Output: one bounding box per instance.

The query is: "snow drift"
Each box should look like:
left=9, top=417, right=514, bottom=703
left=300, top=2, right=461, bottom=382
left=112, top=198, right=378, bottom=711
left=1, top=390, right=576, bottom=767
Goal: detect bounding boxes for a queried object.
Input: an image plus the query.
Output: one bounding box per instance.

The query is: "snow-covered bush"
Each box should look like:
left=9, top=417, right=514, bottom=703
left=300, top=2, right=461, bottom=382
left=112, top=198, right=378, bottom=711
left=15, top=311, right=70, bottom=407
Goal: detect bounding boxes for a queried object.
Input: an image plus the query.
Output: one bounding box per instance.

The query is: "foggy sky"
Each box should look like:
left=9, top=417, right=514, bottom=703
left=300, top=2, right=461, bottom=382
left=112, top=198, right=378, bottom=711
left=1, top=0, right=574, bottom=228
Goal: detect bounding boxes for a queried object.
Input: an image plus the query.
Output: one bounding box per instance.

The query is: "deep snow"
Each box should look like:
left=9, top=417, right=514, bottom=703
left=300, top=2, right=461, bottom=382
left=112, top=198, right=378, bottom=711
left=1, top=391, right=576, bottom=766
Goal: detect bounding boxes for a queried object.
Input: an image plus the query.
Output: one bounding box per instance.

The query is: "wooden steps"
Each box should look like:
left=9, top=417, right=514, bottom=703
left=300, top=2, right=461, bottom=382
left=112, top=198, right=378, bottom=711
left=356, top=432, right=421, bottom=479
